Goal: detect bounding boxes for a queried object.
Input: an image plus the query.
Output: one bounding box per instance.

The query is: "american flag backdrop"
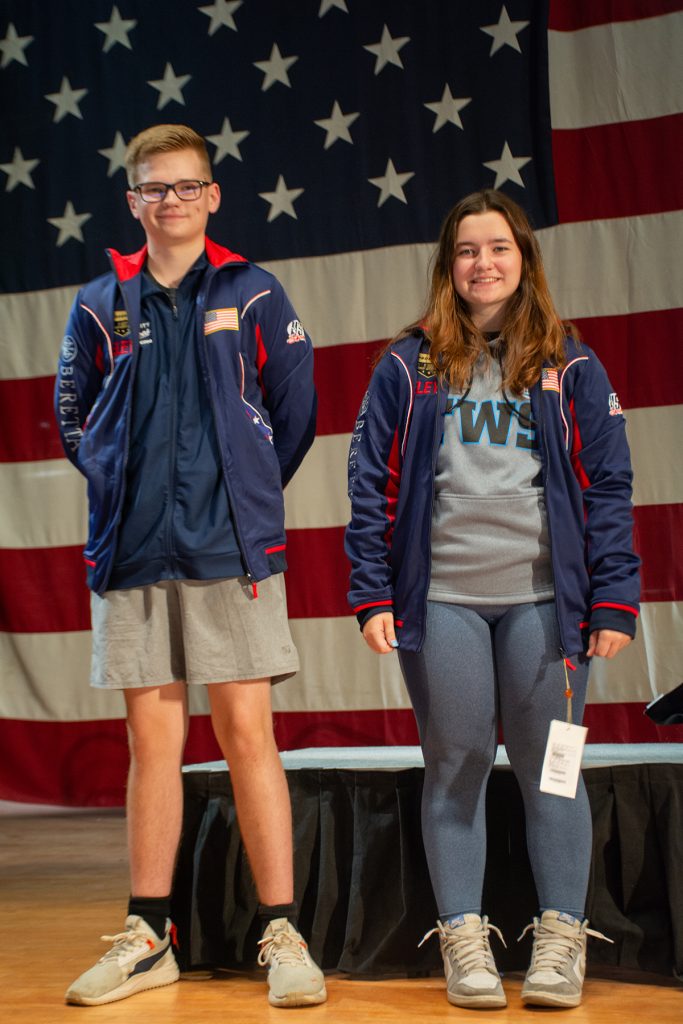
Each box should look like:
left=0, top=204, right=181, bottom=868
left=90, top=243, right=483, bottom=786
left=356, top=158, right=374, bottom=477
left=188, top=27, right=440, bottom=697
left=1, top=0, right=682, bottom=806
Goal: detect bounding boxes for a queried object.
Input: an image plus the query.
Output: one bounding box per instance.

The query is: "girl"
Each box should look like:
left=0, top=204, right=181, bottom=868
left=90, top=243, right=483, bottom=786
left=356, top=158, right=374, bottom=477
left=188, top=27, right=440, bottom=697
left=345, top=190, right=639, bottom=1009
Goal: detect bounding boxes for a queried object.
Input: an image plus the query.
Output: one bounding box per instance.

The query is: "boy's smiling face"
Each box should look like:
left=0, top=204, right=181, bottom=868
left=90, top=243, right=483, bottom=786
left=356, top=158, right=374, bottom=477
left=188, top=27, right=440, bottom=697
left=126, top=147, right=220, bottom=250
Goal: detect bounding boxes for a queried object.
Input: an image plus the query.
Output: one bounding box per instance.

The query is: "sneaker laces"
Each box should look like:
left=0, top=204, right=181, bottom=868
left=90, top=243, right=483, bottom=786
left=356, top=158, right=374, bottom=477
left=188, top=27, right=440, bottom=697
left=97, top=925, right=156, bottom=964
left=257, top=929, right=310, bottom=968
left=518, top=918, right=612, bottom=972
left=419, top=917, right=506, bottom=974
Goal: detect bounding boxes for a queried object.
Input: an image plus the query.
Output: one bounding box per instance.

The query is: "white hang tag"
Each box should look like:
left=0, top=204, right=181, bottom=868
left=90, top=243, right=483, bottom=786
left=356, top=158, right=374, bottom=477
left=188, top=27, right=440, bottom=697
left=539, top=719, right=588, bottom=799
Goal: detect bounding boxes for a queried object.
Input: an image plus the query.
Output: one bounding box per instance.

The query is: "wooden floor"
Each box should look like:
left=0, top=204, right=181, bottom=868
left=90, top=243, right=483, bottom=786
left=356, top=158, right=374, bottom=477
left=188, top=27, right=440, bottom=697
left=1, top=809, right=681, bottom=1023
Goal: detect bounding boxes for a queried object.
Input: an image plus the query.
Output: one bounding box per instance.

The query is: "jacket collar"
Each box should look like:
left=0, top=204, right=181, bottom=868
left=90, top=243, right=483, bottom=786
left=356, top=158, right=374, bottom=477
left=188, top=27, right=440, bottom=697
left=107, top=237, right=248, bottom=283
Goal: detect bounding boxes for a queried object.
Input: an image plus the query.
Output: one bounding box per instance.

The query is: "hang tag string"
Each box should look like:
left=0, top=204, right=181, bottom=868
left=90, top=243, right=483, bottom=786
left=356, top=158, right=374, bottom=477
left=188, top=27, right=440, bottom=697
left=563, top=658, right=576, bottom=724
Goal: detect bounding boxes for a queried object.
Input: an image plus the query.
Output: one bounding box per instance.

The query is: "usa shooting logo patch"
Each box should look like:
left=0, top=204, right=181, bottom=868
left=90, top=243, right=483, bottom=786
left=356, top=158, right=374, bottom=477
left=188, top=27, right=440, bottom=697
left=286, top=319, right=306, bottom=344
left=608, top=392, right=624, bottom=416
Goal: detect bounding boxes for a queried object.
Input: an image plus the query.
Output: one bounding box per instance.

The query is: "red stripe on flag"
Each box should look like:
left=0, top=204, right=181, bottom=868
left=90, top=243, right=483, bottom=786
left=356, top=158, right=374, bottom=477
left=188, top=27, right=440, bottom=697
left=582, top=702, right=683, bottom=743
left=572, top=308, right=683, bottom=411
left=0, top=376, right=62, bottom=463
left=0, top=718, right=130, bottom=806
left=0, top=529, right=351, bottom=632
left=314, top=339, right=384, bottom=436
left=548, top=0, right=683, bottom=31
left=635, top=504, right=683, bottom=603
left=286, top=527, right=349, bottom=618
left=274, top=708, right=420, bottom=751
left=3, top=312, right=681, bottom=463
left=0, top=529, right=350, bottom=632
left=0, top=713, right=420, bottom=807
left=10, top=331, right=672, bottom=465
left=1, top=705, right=681, bottom=807
left=3, top=504, right=683, bottom=633
left=553, top=115, right=683, bottom=223
left=0, top=716, right=222, bottom=807
left=0, top=546, right=90, bottom=632
left=317, top=311, right=683, bottom=423
left=0, top=339, right=386, bottom=462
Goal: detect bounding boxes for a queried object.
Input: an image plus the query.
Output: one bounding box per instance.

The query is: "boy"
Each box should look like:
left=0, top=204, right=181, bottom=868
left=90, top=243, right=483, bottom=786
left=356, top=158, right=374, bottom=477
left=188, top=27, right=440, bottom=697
left=55, top=125, right=324, bottom=1008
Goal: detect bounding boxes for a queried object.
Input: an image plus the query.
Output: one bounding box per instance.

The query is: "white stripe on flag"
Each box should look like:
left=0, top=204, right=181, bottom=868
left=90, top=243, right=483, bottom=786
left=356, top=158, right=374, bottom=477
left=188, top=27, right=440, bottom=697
left=548, top=12, right=683, bottom=129
left=1, top=460, right=87, bottom=548
left=627, top=405, right=683, bottom=508
left=0, top=284, right=78, bottom=380
left=587, top=600, right=683, bottom=705
left=2, top=213, right=682, bottom=379
left=536, top=211, right=683, bottom=321
left=1, top=603, right=680, bottom=722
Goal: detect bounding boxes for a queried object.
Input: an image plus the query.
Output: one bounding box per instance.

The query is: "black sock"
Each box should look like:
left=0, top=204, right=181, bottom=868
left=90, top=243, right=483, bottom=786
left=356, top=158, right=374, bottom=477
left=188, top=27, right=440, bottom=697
left=258, top=902, right=298, bottom=933
left=128, top=895, right=171, bottom=940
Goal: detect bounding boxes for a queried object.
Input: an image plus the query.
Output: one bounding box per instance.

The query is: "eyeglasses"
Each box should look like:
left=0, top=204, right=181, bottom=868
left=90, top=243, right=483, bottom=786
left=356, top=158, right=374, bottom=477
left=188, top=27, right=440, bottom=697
left=132, top=180, right=213, bottom=203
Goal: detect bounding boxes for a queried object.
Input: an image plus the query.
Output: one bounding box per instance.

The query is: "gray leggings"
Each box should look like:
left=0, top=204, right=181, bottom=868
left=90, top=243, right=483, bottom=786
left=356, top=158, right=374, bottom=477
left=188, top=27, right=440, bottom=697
left=398, top=600, right=591, bottom=920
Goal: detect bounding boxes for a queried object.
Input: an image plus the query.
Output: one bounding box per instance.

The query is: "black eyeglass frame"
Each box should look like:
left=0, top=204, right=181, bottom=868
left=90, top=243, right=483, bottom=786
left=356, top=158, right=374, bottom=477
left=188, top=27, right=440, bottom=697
left=131, top=180, right=213, bottom=203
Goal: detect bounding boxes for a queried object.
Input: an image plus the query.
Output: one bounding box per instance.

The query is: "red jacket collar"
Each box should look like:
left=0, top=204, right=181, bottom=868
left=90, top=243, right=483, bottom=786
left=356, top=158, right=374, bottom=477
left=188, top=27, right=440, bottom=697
left=107, top=237, right=247, bottom=282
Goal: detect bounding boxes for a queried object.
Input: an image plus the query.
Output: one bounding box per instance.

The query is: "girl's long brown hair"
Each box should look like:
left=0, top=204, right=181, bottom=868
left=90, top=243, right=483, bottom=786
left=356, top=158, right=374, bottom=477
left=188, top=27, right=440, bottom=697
left=402, top=190, right=574, bottom=393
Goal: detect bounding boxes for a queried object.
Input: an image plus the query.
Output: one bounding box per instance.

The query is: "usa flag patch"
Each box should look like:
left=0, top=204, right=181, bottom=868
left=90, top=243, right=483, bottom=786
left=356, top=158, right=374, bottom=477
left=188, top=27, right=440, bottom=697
left=204, top=308, right=239, bottom=334
left=541, top=368, right=560, bottom=392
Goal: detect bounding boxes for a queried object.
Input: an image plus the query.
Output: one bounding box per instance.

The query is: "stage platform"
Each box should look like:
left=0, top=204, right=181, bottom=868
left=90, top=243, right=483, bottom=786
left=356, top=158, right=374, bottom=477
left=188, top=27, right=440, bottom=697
left=173, top=745, right=683, bottom=981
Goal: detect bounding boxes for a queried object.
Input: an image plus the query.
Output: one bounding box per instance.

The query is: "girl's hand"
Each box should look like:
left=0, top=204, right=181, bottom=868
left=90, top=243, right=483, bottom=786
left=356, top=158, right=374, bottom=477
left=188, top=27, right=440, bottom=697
left=362, top=612, right=398, bottom=654
left=587, top=629, right=632, bottom=659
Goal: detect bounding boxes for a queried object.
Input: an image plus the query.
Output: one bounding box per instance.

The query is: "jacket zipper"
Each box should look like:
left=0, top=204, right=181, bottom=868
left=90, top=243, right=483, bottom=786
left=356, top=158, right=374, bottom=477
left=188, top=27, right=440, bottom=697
left=537, top=384, right=568, bottom=659
left=164, top=292, right=179, bottom=576
left=195, top=269, right=257, bottom=587
left=418, top=379, right=448, bottom=650
left=101, top=259, right=262, bottom=594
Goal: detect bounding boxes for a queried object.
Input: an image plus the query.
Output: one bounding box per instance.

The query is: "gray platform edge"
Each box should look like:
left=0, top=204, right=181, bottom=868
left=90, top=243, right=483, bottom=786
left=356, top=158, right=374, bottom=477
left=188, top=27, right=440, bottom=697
left=183, top=743, right=683, bottom=774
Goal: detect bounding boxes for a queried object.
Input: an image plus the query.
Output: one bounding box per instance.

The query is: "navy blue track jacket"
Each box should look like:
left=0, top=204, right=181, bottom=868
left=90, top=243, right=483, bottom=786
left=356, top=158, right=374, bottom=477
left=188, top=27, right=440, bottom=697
left=55, top=238, right=316, bottom=595
left=345, top=331, right=640, bottom=658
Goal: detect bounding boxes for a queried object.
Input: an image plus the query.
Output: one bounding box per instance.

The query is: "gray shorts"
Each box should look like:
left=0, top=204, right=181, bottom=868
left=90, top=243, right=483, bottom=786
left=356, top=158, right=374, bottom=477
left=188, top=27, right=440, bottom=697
left=90, top=574, right=299, bottom=689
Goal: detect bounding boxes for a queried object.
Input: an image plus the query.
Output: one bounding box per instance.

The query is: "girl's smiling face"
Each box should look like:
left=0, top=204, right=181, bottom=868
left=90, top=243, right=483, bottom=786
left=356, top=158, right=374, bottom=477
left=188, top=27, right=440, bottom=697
left=452, top=210, right=523, bottom=330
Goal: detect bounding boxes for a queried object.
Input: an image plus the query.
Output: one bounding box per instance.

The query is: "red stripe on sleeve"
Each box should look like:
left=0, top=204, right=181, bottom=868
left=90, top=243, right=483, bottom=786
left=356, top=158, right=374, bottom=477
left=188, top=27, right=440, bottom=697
left=592, top=601, right=640, bottom=616
left=255, top=323, right=268, bottom=397
left=383, top=429, right=401, bottom=546
left=353, top=600, right=394, bottom=614
left=569, top=398, right=591, bottom=492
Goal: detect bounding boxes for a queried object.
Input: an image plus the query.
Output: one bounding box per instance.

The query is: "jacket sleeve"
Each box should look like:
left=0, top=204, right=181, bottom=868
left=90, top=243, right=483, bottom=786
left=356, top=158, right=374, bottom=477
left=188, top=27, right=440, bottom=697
left=345, top=353, right=403, bottom=626
left=569, top=351, right=641, bottom=637
left=248, top=276, right=316, bottom=487
left=53, top=291, right=106, bottom=474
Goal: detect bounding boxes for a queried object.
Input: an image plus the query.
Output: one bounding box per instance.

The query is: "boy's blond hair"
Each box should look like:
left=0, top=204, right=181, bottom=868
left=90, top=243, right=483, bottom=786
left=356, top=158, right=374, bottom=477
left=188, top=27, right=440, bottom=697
left=125, top=124, right=212, bottom=187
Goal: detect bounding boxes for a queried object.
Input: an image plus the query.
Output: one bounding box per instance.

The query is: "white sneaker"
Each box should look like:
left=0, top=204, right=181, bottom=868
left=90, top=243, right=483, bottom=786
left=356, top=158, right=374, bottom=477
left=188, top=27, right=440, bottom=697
left=65, top=915, right=179, bottom=1005
left=520, top=910, right=613, bottom=1007
left=420, top=914, right=507, bottom=1008
left=257, top=918, right=327, bottom=1007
